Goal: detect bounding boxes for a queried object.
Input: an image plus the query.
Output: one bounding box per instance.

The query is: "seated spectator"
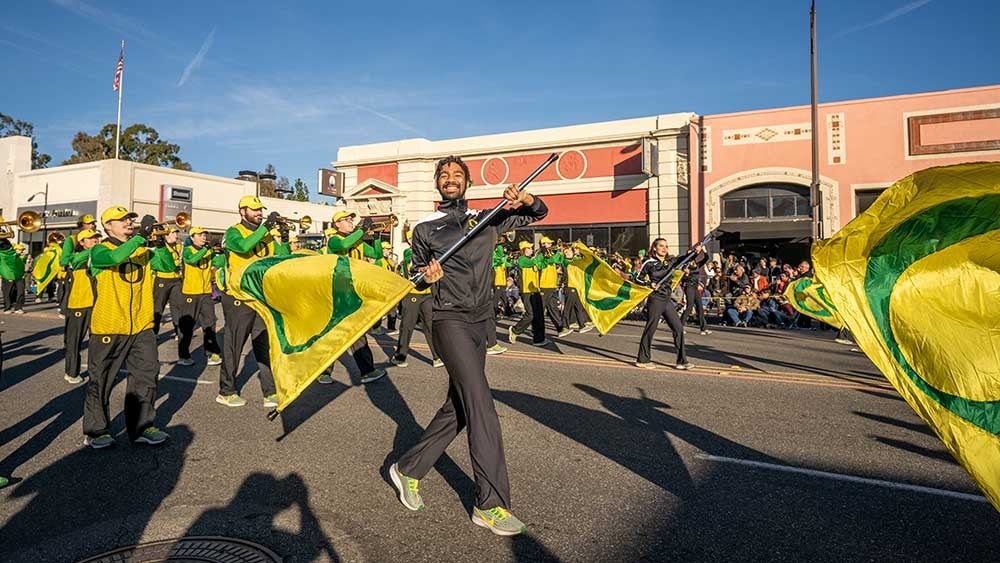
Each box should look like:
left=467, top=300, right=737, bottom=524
left=755, top=288, right=795, bottom=328
left=728, top=264, right=749, bottom=290
left=768, top=257, right=781, bottom=282
left=750, top=268, right=769, bottom=292
left=796, top=260, right=812, bottom=278
left=505, top=276, right=522, bottom=314
left=772, top=271, right=791, bottom=294
left=725, top=285, right=757, bottom=327
left=782, top=263, right=797, bottom=279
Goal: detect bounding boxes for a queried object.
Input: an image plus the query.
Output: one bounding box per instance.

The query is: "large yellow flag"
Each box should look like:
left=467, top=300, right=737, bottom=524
left=812, top=162, right=1000, bottom=510
left=566, top=242, right=651, bottom=335
left=781, top=275, right=844, bottom=329
left=32, top=245, right=61, bottom=296
left=236, top=253, right=413, bottom=412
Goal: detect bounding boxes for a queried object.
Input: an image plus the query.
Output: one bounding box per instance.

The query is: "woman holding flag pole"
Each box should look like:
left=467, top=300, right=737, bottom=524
left=635, top=238, right=706, bottom=370
left=388, top=154, right=550, bottom=536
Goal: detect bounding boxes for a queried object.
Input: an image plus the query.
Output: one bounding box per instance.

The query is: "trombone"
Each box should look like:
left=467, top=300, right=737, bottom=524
left=47, top=232, right=66, bottom=245
left=0, top=211, right=42, bottom=238
left=365, top=214, right=398, bottom=234
left=149, top=212, right=192, bottom=237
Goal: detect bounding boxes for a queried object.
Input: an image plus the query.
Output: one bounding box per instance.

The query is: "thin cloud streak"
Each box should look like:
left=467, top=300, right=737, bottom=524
left=178, top=28, right=217, bottom=87
left=834, top=0, right=934, bottom=38
left=339, top=98, right=422, bottom=135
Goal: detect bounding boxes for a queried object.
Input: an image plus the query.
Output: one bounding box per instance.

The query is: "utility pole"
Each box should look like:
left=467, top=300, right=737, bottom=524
left=810, top=1, right=822, bottom=241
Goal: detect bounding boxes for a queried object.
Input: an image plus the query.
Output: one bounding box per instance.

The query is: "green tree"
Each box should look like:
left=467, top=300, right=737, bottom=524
left=290, top=178, right=310, bottom=202
left=0, top=113, right=52, bottom=169
left=63, top=123, right=191, bottom=170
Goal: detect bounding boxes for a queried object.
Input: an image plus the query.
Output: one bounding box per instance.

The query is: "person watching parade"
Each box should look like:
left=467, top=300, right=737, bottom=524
left=217, top=195, right=289, bottom=408
left=388, top=155, right=547, bottom=536
left=177, top=226, right=224, bottom=367
left=62, top=228, right=101, bottom=384
left=83, top=206, right=175, bottom=449
left=318, top=209, right=387, bottom=385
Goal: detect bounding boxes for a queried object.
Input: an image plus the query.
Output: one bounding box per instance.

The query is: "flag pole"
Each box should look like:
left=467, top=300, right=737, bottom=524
left=809, top=1, right=822, bottom=240
left=115, top=40, right=124, bottom=160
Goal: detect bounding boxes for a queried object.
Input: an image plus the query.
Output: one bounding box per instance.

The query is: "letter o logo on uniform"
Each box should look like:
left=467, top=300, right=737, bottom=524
left=74, top=311, right=82, bottom=318
left=101, top=336, right=111, bottom=344
left=186, top=297, right=193, bottom=303
left=410, top=297, right=417, bottom=303
left=234, top=300, right=242, bottom=306
left=158, top=283, right=164, bottom=288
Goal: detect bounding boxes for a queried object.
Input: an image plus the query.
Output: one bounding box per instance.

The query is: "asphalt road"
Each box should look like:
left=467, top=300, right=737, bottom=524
left=1, top=301, right=997, bottom=562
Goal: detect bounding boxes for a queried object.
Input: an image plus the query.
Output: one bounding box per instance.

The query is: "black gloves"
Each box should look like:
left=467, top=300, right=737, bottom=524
left=263, top=212, right=281, bottom=230
left=0, top=238, right=11, bottom=251
left=137, top=215, right=157, bottom=239
left=360, top=217, right=374, bottom=232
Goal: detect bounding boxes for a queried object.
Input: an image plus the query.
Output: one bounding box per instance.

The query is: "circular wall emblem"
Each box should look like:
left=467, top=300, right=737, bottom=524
left=481, top=157, right=509, bottom=186
left=557, top=150, right=587, bottom=180
left=78, top=536, right=280, bottom=563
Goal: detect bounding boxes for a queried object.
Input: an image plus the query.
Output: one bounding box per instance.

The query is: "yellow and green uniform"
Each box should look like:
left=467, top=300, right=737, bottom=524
left=0, top=247, right=26, bottom=281
left=66, top=248, right=96, bottom=310
left=32, top=242, right=62, bottom=295
left=182, top=244, right=225, bottom=296
left=493, top=245, right=509, bottom=287
left=179, top=243, right=225, bottom=361
left=223, top=221, right=291, bottom=298
left=536, top=249, right=568, bottom=332
left=326, top=229, right=383, bottom=261
left=64, top=247, right=96, bottom=378
left=89, top=235, right=175, bottom=336
left=155, top=242, right=183, bottom=281
left=517, top=254, right=540, bottom=294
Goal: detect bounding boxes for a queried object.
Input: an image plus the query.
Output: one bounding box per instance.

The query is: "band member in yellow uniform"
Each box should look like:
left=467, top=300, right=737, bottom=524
left=378, top=241, right=399, bottom=336
left=0, top=241, right=27, bottom=314
left=177, top=227, right=224, bottom=367
left=318, top=210, right=386, bottom=384
left=537, top=236, right=572, bottom=337
left=83, top=206, right=175, bottom=449
left=152, top=227, right=184, bottom=337
left=559, top=245, right=594, bottom=332
left=59, top=213, right=97, bottom=316
left=63, top=229, right=101, bottom=384
left=31, top=235, right=62, bottom=304
left=507, top=241, right=549, bottom=346
left=391, top=232, right=441, bottom=368
left=217, top=196, right=288, bottom=408
left=483, top=239, right=509, bottom=355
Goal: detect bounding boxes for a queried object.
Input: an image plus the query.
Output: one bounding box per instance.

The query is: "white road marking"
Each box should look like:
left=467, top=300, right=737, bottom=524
left=160, top=375, right=214, bottom=385
left=696, top=454, right=988, bottom=503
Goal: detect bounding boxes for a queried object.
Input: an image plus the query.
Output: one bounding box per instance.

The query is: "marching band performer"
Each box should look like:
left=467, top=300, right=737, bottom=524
left=537, top=236, right=573, bottom=337
left=388, top=155, right=547, bottom=536
left=0, top=241, right=27, bottom=314
left=216, top=196, right=286, bottom=408
left=507, top=241, right=549, bottom=346
left=559, top=245, right=594, bottom=332
left=318, top=210, right=387, bottom=385
left=483, top=238, right=509, bottom=355
left=177, top=227, right=224, bottom=367
left=63, top=228, right=101, bottom=384
left=378, top=240, right=399, bottom=336
left=391, top=228, right=441, bottom=368
left=634, top=238, right=704, bottom=370
left=59, top=213, right=97, bottom=316
left=152, top=227, right=185, bottom=337
left=83, top=206, right=174, bottom=448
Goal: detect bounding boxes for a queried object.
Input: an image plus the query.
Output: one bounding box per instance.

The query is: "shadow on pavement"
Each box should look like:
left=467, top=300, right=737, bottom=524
left=278, top=379, right=352, bottom=441
left=0, top=384, right=85, bottom=480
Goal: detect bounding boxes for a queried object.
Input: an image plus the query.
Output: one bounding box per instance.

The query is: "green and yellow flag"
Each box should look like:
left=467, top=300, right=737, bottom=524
left=236, top=253, right=413, bottom=413
left=812, top=161, right=1000, bottom=510
left=781, top=275, right=844, bottom=329
left=32, top=245, right=61, bottom=296
left=566, top=242, right=651, bottom=335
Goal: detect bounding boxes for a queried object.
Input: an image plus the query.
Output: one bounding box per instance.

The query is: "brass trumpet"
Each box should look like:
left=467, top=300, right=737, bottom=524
left=276, top=215, right=311, bottom=231
left=47, top=232, right=66, bottom=245
left=366, top=214, right=398, bottom=234
left=0, top=211, right=42, bottom=238
left=149, top=212, right=192, bottom=237
left=497, top=231, right=515, bottom=244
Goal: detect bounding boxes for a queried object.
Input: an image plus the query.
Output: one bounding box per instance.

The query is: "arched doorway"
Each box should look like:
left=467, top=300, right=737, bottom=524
left=717, top=183, right=812, bottom=263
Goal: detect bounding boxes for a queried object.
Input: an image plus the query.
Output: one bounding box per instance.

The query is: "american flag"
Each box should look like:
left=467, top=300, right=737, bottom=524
left=113, top=49, right=123, bottom=91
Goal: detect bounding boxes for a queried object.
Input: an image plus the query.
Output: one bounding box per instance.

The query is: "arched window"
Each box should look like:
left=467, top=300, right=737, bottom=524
left=721, top=184, right=811, bottom=221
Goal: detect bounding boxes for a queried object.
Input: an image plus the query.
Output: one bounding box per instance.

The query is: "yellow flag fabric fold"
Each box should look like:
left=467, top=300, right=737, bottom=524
left=812, top=161, right=1000, bottom=510
left=565, top=242, right=651, bottom=335
left=237, top=253, right=414, bottom=412
left=32, top=246, right=61, bottom=296
left=781, top=275, right=844, bottom=329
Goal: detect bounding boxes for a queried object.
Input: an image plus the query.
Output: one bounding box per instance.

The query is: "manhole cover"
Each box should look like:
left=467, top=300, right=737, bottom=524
left=78, top=536, right=281, bottom=563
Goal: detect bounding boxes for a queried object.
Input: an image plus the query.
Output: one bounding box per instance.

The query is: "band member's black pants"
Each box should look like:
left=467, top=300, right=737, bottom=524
left=3, top=278, right=24, bottom=311
left=680, top=284, right=707, bottom=331
left=512, top=292, right=546, bottom=343
left=637, top=293, right=687, bottom=365
left=84, top=329, right=159, bottom=440
left=220, top=293, right=275, bottom=397
left=484, top=285, right=505, bottom=348
left=539, top=288, right=564, bottom=331
left=65, top=307, right=91, bottom=377
left=396, top=293, right=436, bottom=360
left=178, top=293, right=221, bottom=360
left=59, top=273, right=70, bottom=315
left=153, top=277, right=184, bottom=334
left=397, top=318, right=511, bottom=510
left=562, top=286, right=590, bottom=328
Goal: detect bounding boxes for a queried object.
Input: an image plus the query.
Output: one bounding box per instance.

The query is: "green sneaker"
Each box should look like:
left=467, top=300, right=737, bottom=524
left=216, top=394, right=247, bottom=407
left=432, top=358, right=444, bottom=368
left=83, top=433, right=115, bottom=449
left=135, top=427, right=169, bottom=445
left=0, top=476, right=8, bottom=489
left=471, top=506, right=526, bottom=536
left=263, top=394, right=279, bottom=408
left=486, top=344, right=507, bottom=355
left=389, top=463, right=424, bottom=511
left=360, top=368, right=386, bottom=383
left=206, top=353, right=223, bottom=366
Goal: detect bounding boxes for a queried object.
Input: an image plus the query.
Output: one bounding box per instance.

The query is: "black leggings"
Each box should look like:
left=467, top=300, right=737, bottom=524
left=637, top=294, right=686, bottom=364
left=680, top=283, right=707, bottom=331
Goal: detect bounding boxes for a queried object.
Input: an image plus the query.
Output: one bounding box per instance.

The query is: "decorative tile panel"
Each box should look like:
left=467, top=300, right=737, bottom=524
left=722, top=122, right=812, bottom=146
left=826, top=112, right=845, bottom=165
left=700, top=126, right=712, bottom=173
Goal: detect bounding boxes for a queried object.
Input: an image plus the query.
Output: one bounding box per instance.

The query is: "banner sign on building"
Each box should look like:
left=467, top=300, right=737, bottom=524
left=318, top=168, right=344, bottom=197
left=160, top=184, right=193, bottom=224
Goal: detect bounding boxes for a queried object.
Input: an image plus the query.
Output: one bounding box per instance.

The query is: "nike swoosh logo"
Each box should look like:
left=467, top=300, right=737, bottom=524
left=434, top=225, right=446, bottom=231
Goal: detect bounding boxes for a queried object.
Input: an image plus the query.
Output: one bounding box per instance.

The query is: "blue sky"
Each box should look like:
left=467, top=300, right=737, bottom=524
left=2, top=0, right=997, bottom=200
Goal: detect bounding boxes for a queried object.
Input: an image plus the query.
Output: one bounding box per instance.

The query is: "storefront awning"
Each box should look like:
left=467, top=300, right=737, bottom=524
left=718, top=219, right=812, bottom=240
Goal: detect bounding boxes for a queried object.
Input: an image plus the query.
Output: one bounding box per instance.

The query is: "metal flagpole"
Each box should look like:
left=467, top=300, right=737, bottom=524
left=115, top=40, right=124, bottom=160
left=809, top=1, right=822, bottom=240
